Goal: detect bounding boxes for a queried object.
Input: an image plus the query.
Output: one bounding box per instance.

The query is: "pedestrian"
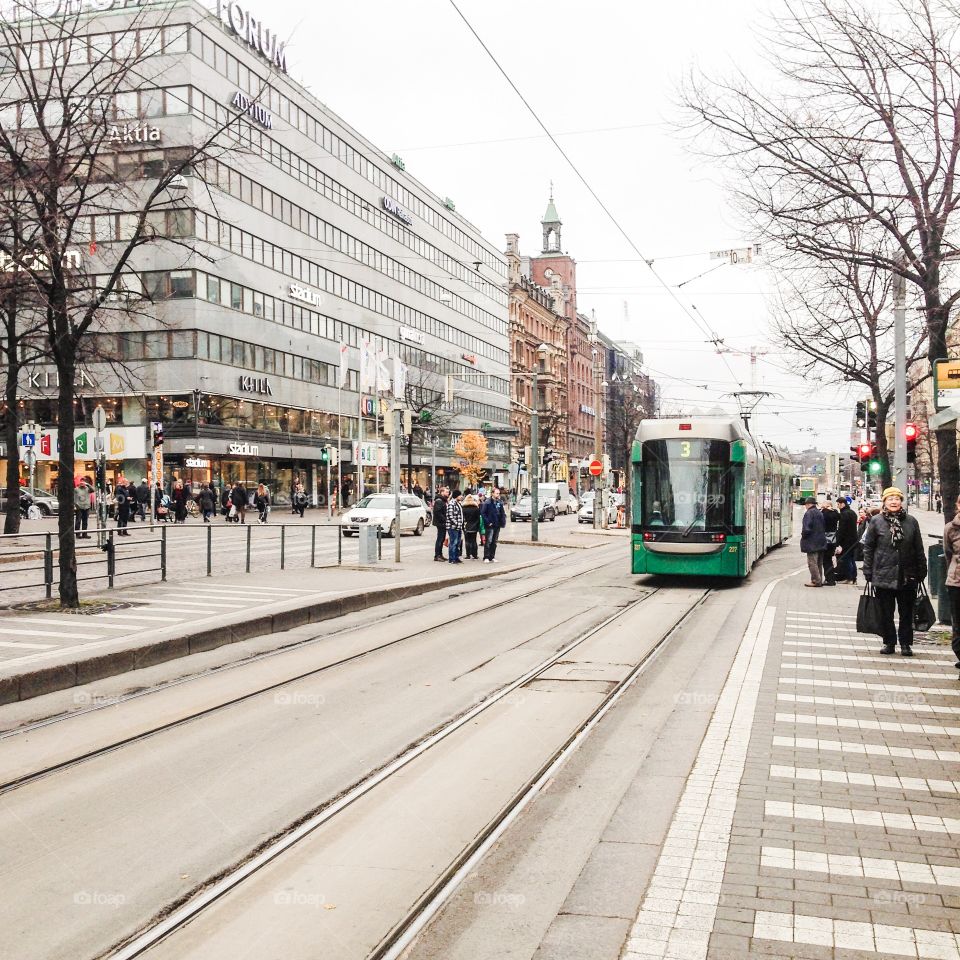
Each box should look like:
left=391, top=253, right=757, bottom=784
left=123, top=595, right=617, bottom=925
left=115, top=477, right=132, bottom=536
left=172, top=478, right=188, bottom=524
left=413, top=482, right=424, bottom=501
left=199, top=483, right=216, bottom=522
left=73, top=476, right=92, bottom=538
left=230, top=480, right=248, bottom=524
left=153, top=480, right=165, bottom=521
left=254, top=483, right=271, bottom=524
left=936, top=494, right=943, bottom=514
left=834, top=496, right=858, bottom=584
left=462, top=493, right=481, bottom=559
left=481, top=486, right=507, bottom=562
left=942, top=497, right=960, bottom=671
left=821, top=498, right=840, bottom=585
left=135, top=477, right=149, bottom=522
left=293, top=478, right=307, bottom=518
left=432, top=486, right=448, bottom=561
left=446, top=489, right=464, bottom=563
left=800, top=496, right=827, bottom=587
left=863, top=486, right=926, bottom=656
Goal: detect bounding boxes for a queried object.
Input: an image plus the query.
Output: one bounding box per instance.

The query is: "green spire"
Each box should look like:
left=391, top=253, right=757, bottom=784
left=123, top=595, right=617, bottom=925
left=543, top=189, right=560, bottom=225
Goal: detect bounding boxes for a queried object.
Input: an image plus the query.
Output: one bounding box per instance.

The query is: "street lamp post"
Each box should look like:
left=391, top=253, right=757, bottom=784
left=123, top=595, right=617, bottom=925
left=531, top=365, right=539, bottom=544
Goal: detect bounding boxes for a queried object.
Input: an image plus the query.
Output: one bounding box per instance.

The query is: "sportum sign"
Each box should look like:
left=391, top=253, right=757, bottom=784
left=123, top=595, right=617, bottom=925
left=217, top=1, right=289, bottom=74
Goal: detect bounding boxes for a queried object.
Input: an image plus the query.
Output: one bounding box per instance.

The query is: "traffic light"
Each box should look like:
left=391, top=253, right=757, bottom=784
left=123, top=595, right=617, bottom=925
left=855, top=401, right=867, bottom=429
left=867, top=457, right=883, bottom=475
left=850, top=445, right=861, bottom=463
left=95, top=458, right=106, bottom=489
left=867, top=401, right=877, bottom=431
left=905, top=422, right=918, bottom=463
left=858, top=442, right=872, bottom=465
left=524, top=445, right=531, bottom=465
left=543, top=447, right=555, bottom=465
left=152, top=424, right=164, bottom=447
left=319, top=446, right=329, bottom=465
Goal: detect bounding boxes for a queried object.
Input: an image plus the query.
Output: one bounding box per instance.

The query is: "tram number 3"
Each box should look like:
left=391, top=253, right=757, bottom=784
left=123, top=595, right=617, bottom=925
left=680, top=441, right=691, bottom=458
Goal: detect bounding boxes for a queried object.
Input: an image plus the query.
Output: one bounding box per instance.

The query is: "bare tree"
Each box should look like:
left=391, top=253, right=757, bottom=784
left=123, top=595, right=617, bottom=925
left=401, top=363, right=453, bottom=489
left=772, top=231, right=928, bottom=487
left=0, top=1, right=253, bottom=604
left=683, top=0, right=960, bottom=518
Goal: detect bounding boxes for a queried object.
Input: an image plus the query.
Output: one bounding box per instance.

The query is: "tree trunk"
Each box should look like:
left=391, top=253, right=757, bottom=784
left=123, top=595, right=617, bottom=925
left=873, top=402, right=892, bottom=490
left=56, top=342, right=79, bottom=608
left=3, top=345, right=20, bottom=535
left=926, top=302, right=958, bottom=522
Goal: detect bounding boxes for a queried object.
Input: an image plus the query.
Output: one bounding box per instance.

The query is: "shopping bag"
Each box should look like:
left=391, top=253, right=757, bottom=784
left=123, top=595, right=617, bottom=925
left=229, top=504, right=237, bottom=518
left=856, top=584, right=884, bottom=636
left=914, top=581, right=937, bottom=632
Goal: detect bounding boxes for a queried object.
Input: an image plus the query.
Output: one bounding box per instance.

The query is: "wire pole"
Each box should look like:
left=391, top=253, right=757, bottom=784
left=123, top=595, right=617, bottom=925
left=893, top=273, right=907, bottom=493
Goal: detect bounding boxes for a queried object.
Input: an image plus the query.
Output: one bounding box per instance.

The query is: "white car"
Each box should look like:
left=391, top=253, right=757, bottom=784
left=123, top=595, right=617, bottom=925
left=340, top=495, right=426, bottom=537
left=577, top=493, right=622, bottom=525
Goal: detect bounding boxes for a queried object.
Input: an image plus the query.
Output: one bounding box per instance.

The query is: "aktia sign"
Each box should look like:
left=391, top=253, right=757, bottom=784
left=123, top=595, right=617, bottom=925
left=108, top=123, right=161, bottom=145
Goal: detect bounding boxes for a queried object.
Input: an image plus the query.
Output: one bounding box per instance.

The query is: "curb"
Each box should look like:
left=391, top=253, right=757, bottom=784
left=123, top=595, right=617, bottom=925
left=0, top=561, right=551, bottom=706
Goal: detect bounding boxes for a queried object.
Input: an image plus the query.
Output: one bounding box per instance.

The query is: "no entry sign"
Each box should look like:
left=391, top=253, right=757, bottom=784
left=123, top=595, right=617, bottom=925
left=588, top=459, right=603, bottom=477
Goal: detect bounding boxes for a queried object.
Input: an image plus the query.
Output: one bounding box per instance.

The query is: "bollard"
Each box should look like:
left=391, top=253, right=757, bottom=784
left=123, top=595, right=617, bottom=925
left=337, top=524, right=342, bottom=565
left=377, top=526, right=382, bottom=560
left=160, top=525, right=167, bottom=581
left=310, top=525, right=316, bottom=568
left=44, top=533, right=53, bottom=599
left=281, top=525, right=286, bottom=570
left=246, top=523, right=251, bottom=574
left=107, top=530, right=115, bottom=588
left=206, top=524, right=212, bottom=577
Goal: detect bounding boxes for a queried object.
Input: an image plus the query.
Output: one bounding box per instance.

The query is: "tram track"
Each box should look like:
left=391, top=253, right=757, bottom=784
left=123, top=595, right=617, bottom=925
left=100, top=582, right=712, bottom=960
left=0, top=544, right=621, bottom=795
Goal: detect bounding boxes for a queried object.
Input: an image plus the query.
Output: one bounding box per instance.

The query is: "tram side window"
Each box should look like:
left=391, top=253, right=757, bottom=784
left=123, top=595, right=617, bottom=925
left=641, top=439, right=731, bottom=531
left=731, top=462, right=745, bottom=531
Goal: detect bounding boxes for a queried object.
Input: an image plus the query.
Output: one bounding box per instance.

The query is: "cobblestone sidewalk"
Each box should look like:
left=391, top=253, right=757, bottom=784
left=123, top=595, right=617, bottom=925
left=623, top=572, right=960, bottom=960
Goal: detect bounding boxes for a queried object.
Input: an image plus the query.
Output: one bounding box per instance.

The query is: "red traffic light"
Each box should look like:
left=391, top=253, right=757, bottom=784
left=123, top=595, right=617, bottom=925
left=858, top=443, right=872, bottom=458
left=904, top=423, right=919, bottom=441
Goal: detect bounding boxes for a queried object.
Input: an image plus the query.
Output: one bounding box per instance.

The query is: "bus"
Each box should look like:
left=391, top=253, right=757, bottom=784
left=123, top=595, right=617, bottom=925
left=630, top=417, right=793, bottom=578
left=796, top=475, right=818, bottom=504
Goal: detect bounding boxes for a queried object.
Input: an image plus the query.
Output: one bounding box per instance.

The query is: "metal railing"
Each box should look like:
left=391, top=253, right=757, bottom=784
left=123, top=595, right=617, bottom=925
left=0, top=521, right=382, bottom=602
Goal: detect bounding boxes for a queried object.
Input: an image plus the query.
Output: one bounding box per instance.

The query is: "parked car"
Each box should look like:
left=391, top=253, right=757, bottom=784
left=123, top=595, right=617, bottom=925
left=1, top=486, right=59, bottom=516
left=511, top=495, right=556, bottom=522
left=340, top=494, right=426, bottom=537
left=578, top=492, right=622, bottom=525
left=565, top=492, right=581, bottom=514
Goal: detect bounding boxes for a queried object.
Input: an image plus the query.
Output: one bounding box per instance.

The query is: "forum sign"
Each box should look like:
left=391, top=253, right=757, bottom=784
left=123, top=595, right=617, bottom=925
left=217, top=0, right=289, bottom=74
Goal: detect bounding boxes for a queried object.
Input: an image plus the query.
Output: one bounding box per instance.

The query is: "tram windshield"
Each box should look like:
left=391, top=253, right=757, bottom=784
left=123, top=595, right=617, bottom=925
left=640, top=439, right=734, bottom=532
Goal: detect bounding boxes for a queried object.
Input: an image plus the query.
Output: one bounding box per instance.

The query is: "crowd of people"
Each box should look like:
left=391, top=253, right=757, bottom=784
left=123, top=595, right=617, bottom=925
left=429, top=486, right=508, bottom=563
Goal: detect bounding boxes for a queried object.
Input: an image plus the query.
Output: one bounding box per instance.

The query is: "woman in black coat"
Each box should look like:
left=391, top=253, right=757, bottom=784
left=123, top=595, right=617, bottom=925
left=862, top=487, right=926, bottom=656
left=462, top=494, right=481, bottom=559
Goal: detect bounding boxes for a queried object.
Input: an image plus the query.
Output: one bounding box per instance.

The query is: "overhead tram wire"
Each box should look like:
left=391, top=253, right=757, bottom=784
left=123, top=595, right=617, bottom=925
left=445, top=0, right=744, bottom=390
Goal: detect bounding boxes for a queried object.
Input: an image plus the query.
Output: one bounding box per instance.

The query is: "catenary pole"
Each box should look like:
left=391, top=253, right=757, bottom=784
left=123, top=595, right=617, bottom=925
left=893, top=272, right=907, bottom=494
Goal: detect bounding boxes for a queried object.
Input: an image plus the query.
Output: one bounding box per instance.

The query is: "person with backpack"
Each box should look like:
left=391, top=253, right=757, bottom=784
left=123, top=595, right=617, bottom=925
left=74, top=476, right=93, bottom=539
left=432, top=486, right=449, bottom=561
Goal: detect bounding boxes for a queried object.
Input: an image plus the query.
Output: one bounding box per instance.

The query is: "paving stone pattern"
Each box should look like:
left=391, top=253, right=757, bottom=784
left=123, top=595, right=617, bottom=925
left=622, top=574, right=960, bottom=960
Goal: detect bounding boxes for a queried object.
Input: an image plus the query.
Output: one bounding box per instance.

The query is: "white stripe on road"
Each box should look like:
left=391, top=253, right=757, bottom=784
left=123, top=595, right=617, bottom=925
left=761, top=845, right=960, bottom=885
left=95, top=613, right=181, bottom=622
left=780, top=677, right=960, bottom=696
left=785, top=651, right=954, bottom=666
left=781, top=663, right=957, bottom=680
left=0, top=639, right=56, bottom=649
left=769, top=764, right=960, bottom=795
left=776, top=712, right=960, bottom=737
left=778, top=692, right=960, bottom=715
left=0, top=617, right=131, bottom=630
left=787, top=612, right=856, bottom=621
left=130, top=599, right=236, bottom=609
left=754, top=911, right=960, bottom=958
left=765, top=799, right=960, bottom=834
left=772, top=734, right=960, bottom=763
left=784, top=640, right=949, bottom=658
left=186, top=584, right=314, bottom=595
left=0, top=625, right=102, bottom=639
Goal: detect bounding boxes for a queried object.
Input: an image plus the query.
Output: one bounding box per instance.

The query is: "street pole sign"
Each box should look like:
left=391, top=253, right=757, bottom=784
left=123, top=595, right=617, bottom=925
left=588, top=459, right=603, bottom=477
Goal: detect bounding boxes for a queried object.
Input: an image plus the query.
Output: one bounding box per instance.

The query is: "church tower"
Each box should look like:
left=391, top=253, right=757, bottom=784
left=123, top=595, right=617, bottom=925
left=541, top=188, right=562, bottom=253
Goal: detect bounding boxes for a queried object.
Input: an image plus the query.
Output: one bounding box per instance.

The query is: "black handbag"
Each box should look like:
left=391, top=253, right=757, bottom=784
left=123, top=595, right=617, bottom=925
left=914, top=581, right=937, bottom=633
left=856, top=584, right=884, bottom=636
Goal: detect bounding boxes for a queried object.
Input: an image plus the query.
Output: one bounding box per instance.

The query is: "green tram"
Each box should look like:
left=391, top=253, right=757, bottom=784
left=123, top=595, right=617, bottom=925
left=630, top=417, right=793, bottom=578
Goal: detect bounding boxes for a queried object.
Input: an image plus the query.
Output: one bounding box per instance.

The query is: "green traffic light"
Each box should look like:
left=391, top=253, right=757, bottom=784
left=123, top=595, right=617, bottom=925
left=868, top=460, right=883, bottom=474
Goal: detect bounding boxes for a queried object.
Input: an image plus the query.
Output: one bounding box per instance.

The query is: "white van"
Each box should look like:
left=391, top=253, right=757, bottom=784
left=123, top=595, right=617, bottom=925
left=537, top=482, right=572, bottom=515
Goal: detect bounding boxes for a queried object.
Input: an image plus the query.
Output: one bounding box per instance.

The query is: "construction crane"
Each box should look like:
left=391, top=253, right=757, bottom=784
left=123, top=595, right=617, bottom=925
left=714, top=343, right=771, bottom=390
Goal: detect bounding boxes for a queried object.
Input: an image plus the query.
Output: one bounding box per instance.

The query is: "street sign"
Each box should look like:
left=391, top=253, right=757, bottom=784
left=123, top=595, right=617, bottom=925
left=21, top=432, right=35, bottom=447
left=22, top=447, right=35, bottom=469
left=588, top=458, right=603, bottom=477
left=92, top=404, right=107, bottom=432
left=934, top=359, right=960, bottom=410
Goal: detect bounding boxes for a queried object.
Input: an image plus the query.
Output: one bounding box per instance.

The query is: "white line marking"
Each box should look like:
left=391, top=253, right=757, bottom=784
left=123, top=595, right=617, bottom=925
left=784, top=640, right=949, bottom=658
left=0, top=618, right=130, bottom=630
left=94, top=613, right=182, bottom=622
left=778, top=692, right=960, bottom=715
left=775, top=712, right=960, bottom=736
left=0, top=640, right=56, bottom=649
left=754, top=910, right=960, bottom=957
left=772, top=735, right=960, bottom=763
left=765, top=799, right=960, bottom=833
left=761, top=844, right=960, bottom=884
left=780, top=677, right=960, bottom=696
left=781, top=663, right=957, bottom=679
left=769, top=764, right=959, bottom=794
left=0, top=627, right=100, bottom=640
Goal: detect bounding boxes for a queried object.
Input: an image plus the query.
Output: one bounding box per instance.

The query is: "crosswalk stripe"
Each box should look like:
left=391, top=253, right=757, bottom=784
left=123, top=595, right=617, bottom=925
left=0, top=639, right=57, bottom=649
left=781, top=663, right=957, bottom=679
left=772, top=734, right=960, bottom=762
left=765, top=799, right=960, bottom=833
left=776, top=712, right=960, bottom=736
left=784, top=640, right=948, bottom=658
left=769, top=764, right=960, bottom=794
left=95, top=612, right=181, bottom=622
left=780, top=677, right=960, bottom=696
left=761, top=844, right=960, bottom=884
left=777, top=692, right=960, bottom=715
left=0, top=626, right=100, bottom=640
left=0, top=617, right=130, bottom=630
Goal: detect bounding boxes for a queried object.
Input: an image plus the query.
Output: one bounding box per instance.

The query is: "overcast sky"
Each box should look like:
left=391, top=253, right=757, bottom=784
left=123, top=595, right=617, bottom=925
left=261, top=0, right=860, bottom=455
